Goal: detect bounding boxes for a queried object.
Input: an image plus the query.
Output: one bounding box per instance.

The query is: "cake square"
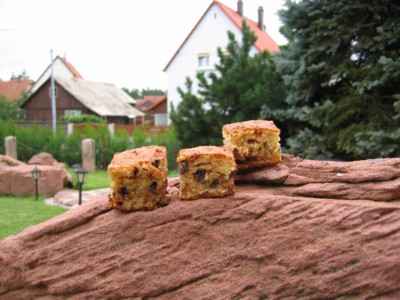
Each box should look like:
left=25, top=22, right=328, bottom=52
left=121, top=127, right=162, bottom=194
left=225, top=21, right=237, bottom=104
left=108, top=146, right=168, bottom=211
left=177, top=146, right=236, bottom=200
left=223, top=120, right=281, bottom=170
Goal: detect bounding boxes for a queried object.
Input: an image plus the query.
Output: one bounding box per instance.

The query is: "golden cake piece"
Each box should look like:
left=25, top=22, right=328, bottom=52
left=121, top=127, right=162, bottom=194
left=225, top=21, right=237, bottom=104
left=177, top=146, right=236, bottom=200
left=223, top=120, right=281, bottom=170
left=108, top=146, right=168, bottom=211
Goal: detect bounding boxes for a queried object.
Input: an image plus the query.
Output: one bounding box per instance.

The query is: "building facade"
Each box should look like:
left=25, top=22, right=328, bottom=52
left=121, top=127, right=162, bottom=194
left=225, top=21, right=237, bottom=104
left=22, top=77, right=143, bottom=125
left=164, top=0, right=280, bottom=112
left=135, top=95, right=168, bottom=127
left=21, top=56, right=143, bottom=125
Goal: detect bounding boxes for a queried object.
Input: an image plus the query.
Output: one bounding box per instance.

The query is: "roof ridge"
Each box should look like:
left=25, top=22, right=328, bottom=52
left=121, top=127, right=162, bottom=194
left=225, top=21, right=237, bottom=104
left=60, top=57, right=83, bottom=79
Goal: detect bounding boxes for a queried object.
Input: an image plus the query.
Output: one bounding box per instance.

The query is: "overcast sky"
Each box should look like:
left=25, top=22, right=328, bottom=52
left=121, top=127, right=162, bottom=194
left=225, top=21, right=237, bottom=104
left=0, top=0, right=286, bottom=90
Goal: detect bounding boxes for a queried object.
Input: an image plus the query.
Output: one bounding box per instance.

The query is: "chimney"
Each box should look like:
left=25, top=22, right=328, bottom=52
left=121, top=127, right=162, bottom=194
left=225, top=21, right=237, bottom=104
left=237, top=0, right=243, bottom=16
left=258, top=6, right=264, bottom=30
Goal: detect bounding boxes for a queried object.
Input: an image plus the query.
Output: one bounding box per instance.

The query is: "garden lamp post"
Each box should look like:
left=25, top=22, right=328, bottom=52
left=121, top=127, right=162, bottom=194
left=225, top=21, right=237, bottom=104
left=74, top=166, right=87, bottom=206
left=31, top=166, right=41, bottom=200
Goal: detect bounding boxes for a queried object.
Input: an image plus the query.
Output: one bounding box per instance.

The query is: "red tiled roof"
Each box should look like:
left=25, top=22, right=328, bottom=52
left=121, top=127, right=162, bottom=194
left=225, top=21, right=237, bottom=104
left=60, top=57, right=83, bottom=79
left=136, top=95, right=167, bottom=112
left=164, top=0, right=279, bottom=71
left=215, top=1, right=279, bottom=53
left=0, top=80, right=33, bottom=102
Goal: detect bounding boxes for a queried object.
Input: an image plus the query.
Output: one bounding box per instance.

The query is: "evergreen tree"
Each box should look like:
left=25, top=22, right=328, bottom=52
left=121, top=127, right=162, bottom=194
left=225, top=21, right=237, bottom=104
left=279, top=0, right=400, bottom=159
left=171, top=22, right=287, bottom=147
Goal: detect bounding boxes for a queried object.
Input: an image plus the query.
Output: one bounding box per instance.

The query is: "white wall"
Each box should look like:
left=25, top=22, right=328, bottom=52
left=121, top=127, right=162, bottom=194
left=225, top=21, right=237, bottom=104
left=166, top=3, right=256, bottom=112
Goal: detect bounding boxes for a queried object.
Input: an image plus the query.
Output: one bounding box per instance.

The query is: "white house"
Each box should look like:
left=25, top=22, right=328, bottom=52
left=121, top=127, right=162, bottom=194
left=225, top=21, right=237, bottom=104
left=164, top=0, right=280, bottom=111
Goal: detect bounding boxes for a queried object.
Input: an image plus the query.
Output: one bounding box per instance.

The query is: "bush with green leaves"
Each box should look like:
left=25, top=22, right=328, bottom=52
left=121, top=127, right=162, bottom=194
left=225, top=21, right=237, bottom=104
left=0, top=96, right=23, bottom=121
left=64, top=114, right=106, bottom=124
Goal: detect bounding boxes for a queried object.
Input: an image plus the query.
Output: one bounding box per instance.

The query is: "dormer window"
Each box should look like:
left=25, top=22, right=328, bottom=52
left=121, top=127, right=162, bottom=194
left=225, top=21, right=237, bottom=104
left=198, top=53, right=210, bottom=68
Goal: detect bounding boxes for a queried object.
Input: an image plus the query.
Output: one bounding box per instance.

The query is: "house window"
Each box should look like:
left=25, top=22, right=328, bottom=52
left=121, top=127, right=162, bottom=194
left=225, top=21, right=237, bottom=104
left=154, top=113, right=168, bottom=127
left=198, top=54, right=210, bottom=68
left=64, top=110, right=82, bottom=117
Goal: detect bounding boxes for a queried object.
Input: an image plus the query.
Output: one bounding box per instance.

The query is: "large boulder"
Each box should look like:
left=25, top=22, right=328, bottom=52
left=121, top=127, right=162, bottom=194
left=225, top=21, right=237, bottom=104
left=28, top=152, right=73, bottom=187
left=0, top=155, right=25, bottom=167
left=0, top=155, right=65, bottom=197
left=0, top=156, right=400, bottom=299
left=28, top=152, right=59, bottom=166
left=1, top=165, right=64, bottom=197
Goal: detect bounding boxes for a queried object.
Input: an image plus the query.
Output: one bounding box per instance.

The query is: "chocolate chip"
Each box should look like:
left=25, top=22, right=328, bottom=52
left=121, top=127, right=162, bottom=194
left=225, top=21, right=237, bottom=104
left=152, top=160, right=160, bottom=168
left=247, top=139, right=257, bottom=144
left=179, top=160, right=189, bottom=174
left=149, top=182, right=158, bottom=193
left=119, top=187, right=128, bottom=197
left=233, top=148, right=241, bottom=159
left=194, top=169, right=206, bottom=182
left=130, top=168, right=139, bottom=178
left=210, top=179, right=219, bottom=188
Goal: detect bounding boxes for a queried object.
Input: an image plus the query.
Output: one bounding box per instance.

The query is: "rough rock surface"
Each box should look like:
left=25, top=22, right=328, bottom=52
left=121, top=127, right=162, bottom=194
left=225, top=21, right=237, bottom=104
left=0, top=154, right=66, bottom=197
left=235, top=163, right=290, bottom=185
left=236, top=155, right=400, bottom=202
left=0, top=165, right=65, bottom=197
left=0, top=155, right=24, bottom=167
left=1, top=157, right=400, bottom=299
left=28, top=152, right=59, bottom=166
left=29, top=152, right=73, bottom=187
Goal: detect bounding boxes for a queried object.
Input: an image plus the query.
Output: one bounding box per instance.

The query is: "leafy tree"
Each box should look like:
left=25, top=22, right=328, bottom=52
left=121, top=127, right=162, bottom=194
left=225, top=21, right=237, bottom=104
left=0, top=96, right=22, bottom=121
left=10, top=70, right=30, bottom=81
left=171, top=22, right=287, bottom=147
left=123, top=88, right=165, bottom=99
left=123, top=88, right=141, bottom=99
left=141, top=88, right=165, bottom=97
left=278, top=0, right=400, bottom=159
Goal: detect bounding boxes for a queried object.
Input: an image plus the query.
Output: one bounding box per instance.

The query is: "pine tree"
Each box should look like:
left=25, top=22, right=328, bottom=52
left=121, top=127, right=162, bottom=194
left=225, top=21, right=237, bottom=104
left=279, top=0, right=400, bottom=159
left=171, top=22, right=287, bottom=147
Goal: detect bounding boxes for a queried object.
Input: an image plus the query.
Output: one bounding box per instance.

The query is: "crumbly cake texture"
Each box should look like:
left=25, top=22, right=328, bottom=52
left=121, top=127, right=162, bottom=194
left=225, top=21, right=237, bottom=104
left=108, top=146, right=168, bottom=211
left=177, top=146, right=237, bottom=200
left=223, top=120, right=282, bottom=170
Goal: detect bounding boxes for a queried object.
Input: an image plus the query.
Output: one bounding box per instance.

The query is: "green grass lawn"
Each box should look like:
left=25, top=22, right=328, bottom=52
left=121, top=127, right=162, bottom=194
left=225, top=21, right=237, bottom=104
left=0, top=169, right=178, bottom=240
left=0, top=197, right=66, bottom=240
left=82, top=170, right=111, bottom=191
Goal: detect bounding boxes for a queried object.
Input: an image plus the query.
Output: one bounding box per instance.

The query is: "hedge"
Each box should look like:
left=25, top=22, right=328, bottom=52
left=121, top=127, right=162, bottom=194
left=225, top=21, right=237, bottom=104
left=0, top=122, right=180, bottom=170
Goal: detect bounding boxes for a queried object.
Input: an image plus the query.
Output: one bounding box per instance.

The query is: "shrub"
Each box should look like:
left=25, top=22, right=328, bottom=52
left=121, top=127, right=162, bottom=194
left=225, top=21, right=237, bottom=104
left=0, top=97, right=23, bottom=121
left=0, top=122, right=179, bottom=170
left=64, top=114, right=106, bottom=124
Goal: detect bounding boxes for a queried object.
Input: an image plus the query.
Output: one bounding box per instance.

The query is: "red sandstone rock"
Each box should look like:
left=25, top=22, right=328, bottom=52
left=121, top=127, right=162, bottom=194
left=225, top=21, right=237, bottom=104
left=29, top=152, right=73, bottom=187
left=0, top=155, right=25, bottom=167
left=1, top=157, right=400, bottom=299
left=28, top=152, right=58, bottom=166
left=0, top=167, right=13, bottom=194
left=235, top=163, right=289, bottom=184
left=236, top=155, right=400, bottom=202
left=8, top=165, right=65, bottom=197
